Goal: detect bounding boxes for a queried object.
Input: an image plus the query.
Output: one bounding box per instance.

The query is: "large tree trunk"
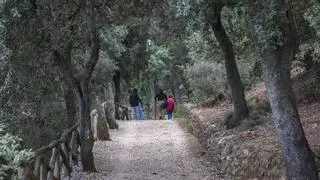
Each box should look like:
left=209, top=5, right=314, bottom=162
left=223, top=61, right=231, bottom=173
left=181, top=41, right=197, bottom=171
left=76, top=0, right=100, bottom=172
left=113, top=70, right=121, bottom=120
left=77, top=84, right=96, bottom=172
left=63, top=83, right=77, bottom=127
left=249, top=1, right=319, bottom=179
left=51, top=0, right=99, bottom=172
left=262, top=47, right=318, bottom=179
left=209, top=4, right=249, bottom=128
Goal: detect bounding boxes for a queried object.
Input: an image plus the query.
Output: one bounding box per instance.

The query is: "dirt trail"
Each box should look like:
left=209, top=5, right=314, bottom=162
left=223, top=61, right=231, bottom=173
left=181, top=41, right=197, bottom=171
left=73, top=120, right=220, bottom=180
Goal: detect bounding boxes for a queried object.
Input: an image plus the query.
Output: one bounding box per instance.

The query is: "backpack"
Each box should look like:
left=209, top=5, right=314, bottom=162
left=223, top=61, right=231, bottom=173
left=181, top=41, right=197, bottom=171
left=161, top=102, right=167, bottom=109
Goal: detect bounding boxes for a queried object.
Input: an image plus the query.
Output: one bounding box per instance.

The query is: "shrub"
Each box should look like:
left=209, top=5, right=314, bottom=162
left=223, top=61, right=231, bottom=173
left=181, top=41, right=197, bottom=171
left=185, top=61, right=229, bottom=101
left=0, top=124, right=34, bottom=179
left=223, top=100, right=271, bottom=129
left=174, top=105, right=186, bottom=118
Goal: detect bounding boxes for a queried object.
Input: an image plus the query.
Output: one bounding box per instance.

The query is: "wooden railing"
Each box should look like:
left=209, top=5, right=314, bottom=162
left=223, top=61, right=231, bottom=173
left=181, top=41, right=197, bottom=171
left=19, top=122, right=80, bottom=180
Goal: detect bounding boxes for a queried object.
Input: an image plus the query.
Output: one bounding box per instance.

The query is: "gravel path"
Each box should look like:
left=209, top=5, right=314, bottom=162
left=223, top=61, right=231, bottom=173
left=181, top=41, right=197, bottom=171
left=69, top=120, right=219, bottom=180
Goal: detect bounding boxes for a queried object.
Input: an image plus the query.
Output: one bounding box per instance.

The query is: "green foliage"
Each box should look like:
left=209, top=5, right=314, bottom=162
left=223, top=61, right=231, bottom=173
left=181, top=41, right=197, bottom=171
left=101, top=25, right=128, bottom=58
left=297, top=2, right=320, bottom=61
left=185, top=30, right=221, bottom=62
left=173, top=105, right=186, bottom=118
left=0, top=124, right=34, bottom=179
left=184, top=30, right=226, bottom=101
left=185, top=61, right=228, bottom=100
left=181, top=3, right=261, bottom=102
left=132, top=73, right=150, bottom=101
left=2, top=1, right=320, bottom=174
left=248, top=1, right=290, bottom=53
left=221, top=7, right=260, bottom=86
left=132, top=43, right=178, bottom=117
left=92, top=25, right=127, bottom=96
left=147, top=43, right=173, bottom=79
left=304, top=3, right=320, bottom=37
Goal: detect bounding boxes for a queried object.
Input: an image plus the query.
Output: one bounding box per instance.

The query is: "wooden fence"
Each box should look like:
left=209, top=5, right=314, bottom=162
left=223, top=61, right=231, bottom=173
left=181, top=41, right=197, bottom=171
left=19, top=122, right=80, bottom=180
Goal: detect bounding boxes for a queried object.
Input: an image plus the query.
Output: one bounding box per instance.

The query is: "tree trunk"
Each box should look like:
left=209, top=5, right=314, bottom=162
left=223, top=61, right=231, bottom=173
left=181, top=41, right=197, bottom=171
left=210, top=5, right=249, bottom=128
left=149, top=79, right=156, bottom=119
left=249, top=1, right=319, bottom=179
left=103, top=103, right=119, bottom=129
left=77, top=84, right=96, bottom=172
left=113, top=70, right=121, bottom=120
left=63, top=83, right=77, bottom=127
left=261, top=48, right=319, bottom=179
left=90, top=97, right=111, bottom=141
left=91, top=95, right=110, bottom=140
left=104, top=82, right=119, bottom=129
left=51, top=0, right=99, bottom=172
left=76, top=0, right=100, bottom=172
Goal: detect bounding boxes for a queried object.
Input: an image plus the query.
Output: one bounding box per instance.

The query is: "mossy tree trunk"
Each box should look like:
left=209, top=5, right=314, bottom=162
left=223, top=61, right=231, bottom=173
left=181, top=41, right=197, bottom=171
left=248, top=1, right=319, bottom=179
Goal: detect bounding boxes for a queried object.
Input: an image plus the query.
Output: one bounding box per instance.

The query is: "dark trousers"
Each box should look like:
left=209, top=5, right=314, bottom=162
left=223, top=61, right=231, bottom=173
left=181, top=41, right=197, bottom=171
left=167, top=111, right=173, bottom=120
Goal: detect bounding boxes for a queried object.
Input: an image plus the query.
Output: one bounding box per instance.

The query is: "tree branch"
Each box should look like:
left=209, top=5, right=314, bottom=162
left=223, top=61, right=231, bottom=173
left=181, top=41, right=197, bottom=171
left=83, top=0, right=100, bottom=84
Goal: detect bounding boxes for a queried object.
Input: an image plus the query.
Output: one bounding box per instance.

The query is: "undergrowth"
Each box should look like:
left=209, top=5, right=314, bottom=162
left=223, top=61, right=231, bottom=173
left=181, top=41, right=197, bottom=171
left=174, top=106, right=193, bottom=133
left=223, top=99, right=271, bottom=129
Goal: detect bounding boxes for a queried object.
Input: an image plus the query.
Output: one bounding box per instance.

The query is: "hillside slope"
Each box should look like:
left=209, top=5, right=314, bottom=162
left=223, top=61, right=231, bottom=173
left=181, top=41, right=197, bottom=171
left=184, top=66, right=320, bottom=179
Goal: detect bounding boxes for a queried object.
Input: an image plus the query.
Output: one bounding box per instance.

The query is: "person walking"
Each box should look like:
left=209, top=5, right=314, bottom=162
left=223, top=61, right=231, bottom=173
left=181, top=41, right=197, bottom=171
left=166, top=95, right=175, bottom=120
left=155, top=89, right=167, bottom=119
left=129, top=88, right=143, bottom=120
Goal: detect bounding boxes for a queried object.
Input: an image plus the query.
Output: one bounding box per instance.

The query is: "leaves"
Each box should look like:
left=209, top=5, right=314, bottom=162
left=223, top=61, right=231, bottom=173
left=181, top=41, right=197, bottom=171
left=0, top=124, right=34, bottom=179
left=298, top=2, right=320, bottom=61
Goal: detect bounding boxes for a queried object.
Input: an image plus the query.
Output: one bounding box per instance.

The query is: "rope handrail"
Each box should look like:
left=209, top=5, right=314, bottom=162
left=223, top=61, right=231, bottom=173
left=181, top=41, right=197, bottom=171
left=19, top=122, right=80, bottom=180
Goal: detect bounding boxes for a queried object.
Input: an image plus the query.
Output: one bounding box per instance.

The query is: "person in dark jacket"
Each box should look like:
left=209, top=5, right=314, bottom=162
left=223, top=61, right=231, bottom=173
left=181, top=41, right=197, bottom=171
left=155, top=89, right=167, bottom=119
left=129, top=88, right=143, bottom=120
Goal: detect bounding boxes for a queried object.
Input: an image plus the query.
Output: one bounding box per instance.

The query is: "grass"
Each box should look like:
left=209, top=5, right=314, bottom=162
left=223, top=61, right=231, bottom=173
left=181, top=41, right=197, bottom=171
left=174, top=105, right=194, bottom=133
left=174, top=105, right=186, bottom=118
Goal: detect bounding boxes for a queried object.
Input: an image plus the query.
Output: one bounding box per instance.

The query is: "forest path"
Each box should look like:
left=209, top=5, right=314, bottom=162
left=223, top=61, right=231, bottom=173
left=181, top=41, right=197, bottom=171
left=82, top=120, right=220, bottom=180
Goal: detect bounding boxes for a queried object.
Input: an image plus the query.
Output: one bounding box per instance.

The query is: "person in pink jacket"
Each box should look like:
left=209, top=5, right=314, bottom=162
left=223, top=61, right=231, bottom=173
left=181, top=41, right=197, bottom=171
left=166, top=95, right=175, bottom=120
